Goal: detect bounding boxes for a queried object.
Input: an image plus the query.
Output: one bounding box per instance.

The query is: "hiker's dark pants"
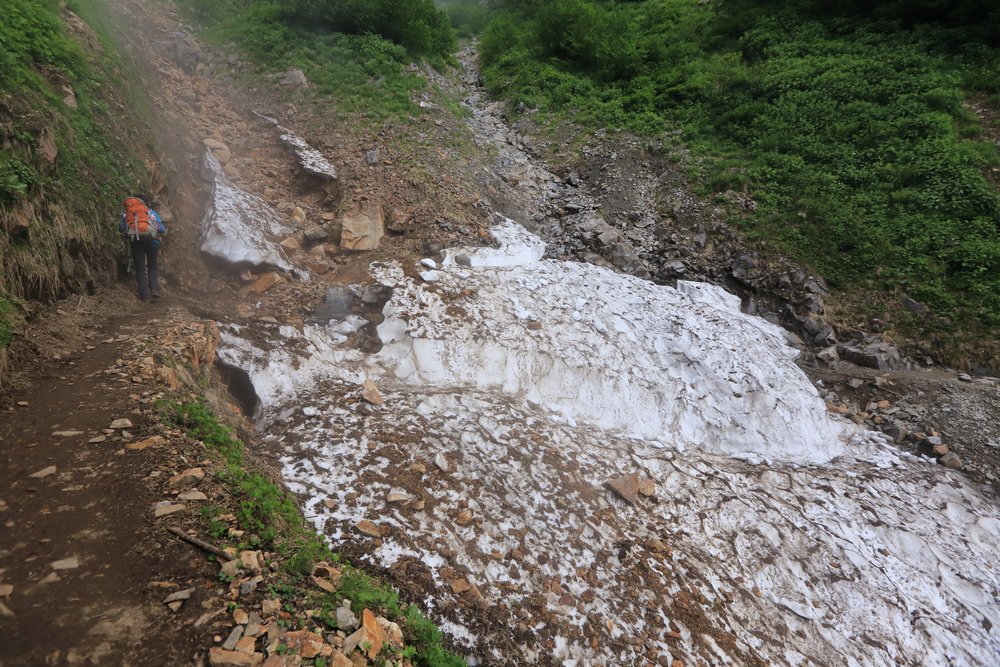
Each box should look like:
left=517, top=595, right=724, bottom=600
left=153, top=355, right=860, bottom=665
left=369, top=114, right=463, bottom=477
left=130, top=238, right=160, bottom=299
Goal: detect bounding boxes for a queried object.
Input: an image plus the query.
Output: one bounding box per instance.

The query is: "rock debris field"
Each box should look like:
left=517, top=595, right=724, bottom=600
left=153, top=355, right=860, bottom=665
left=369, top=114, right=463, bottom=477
left=219, top=221, right=1000, bottom=666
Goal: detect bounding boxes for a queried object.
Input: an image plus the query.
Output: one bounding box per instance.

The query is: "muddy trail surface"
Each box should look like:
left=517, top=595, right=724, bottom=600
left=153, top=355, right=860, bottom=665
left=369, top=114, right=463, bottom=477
left=2, top=1, right=1000, bottom=666
left=0, top=296, right=219, bottom=666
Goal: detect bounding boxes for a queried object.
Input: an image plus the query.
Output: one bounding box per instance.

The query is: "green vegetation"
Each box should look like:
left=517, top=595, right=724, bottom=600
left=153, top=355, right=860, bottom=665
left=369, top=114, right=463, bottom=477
left=438, top=1, right=492, bottom=38
left=0, top=0, right=150, bottom=300
left=0, top=298, right=16, bottom=350
left=174, top=0, right=457, bottom=122
left=165, top=399, right=464, bottom=666
left=480, top=0, right=1000, bottom=352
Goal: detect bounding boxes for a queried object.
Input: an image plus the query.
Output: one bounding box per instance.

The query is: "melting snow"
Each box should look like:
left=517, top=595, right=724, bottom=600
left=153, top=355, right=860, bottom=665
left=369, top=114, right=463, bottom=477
left=199, top=151, right=299, bottom=274
left=220, top=220, right=1000, bottom=666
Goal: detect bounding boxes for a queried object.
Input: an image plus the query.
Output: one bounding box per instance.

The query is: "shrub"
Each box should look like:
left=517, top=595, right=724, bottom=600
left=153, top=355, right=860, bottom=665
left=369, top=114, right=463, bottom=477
left=480, top=0, right=1000, bottom=337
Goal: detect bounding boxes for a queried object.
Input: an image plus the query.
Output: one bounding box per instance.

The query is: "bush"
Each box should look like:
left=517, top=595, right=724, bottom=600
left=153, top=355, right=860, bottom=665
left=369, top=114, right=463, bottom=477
left=481, top=0, right=1000, bottom=337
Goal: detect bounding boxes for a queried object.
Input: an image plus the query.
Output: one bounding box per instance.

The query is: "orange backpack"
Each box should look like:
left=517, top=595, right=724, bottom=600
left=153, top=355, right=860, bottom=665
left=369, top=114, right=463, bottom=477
left=123, top=197, right=158, bottom=240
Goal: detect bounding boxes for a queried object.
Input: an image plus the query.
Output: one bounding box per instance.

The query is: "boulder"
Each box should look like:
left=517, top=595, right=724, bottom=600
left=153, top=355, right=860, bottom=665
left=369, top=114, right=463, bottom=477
left=280, top=68, right=309, bottom=88
left=340, top=201, right=385, bottom=251
left=837, top=344, right=902, bottom=371
left=203, top=138, right=231, bottom=164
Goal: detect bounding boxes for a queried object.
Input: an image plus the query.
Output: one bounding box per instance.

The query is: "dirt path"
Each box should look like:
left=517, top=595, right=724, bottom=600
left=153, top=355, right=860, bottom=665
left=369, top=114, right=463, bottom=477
left=0, top=296, right=218, bottom=666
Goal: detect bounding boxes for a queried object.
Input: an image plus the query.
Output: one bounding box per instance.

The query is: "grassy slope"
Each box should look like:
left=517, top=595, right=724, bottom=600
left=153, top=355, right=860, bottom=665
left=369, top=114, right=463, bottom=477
left=479, top=0, right=1000, bottom=365
left=173, top=0, right=455, bottom=125
left=0, top=0, right=152, bottom=356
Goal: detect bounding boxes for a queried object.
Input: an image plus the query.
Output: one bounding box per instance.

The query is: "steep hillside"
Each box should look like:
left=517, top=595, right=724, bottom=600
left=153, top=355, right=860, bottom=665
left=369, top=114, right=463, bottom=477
left=478, top=0, right=1000, bottom=367
left=0, top=0, right=156, bottom=383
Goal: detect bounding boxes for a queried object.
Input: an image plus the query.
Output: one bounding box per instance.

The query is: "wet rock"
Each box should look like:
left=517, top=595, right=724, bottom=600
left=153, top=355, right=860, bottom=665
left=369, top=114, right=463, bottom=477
left=306, top=287, right=354, bottom=326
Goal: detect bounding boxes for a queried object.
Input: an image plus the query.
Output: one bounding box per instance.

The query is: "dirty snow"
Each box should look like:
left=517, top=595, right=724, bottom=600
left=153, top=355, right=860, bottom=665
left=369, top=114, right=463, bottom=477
left=442, top=216, right=546, bottom=267
left=220, top=220, right=1000, bottom=666
left=199, top=151, right=297, bottom=274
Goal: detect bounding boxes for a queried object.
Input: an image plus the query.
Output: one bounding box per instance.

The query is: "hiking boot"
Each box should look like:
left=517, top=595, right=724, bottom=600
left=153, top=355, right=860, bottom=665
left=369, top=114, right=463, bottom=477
left=151, top=289, right=163, bottom=299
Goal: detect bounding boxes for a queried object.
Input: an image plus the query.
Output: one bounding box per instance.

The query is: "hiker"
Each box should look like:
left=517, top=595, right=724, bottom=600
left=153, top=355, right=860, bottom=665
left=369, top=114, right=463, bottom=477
left=119, top=194, right=167, bottom=301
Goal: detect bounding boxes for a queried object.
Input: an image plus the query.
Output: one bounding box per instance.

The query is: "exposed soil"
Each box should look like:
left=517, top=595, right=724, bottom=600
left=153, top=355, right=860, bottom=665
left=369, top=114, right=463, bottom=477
left=0, top=295, right=217, bottom=666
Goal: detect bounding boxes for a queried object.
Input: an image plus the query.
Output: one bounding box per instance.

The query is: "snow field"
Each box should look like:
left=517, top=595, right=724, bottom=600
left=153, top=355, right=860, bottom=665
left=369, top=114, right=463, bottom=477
left=217, top=220, right=1000, bottom=666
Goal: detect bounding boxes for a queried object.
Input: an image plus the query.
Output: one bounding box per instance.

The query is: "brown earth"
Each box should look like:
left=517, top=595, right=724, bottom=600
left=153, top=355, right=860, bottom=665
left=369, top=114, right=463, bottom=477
left=0, top=295, right=222, bottom=666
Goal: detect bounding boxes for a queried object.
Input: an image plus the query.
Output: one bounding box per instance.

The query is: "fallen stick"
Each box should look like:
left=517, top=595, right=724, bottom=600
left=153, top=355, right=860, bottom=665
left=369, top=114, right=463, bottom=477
left=166, top=526, right=234, bottom=561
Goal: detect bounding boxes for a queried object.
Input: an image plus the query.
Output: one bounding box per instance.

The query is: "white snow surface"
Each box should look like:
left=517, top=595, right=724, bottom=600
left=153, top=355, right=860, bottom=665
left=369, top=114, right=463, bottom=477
left=219, top=220, right=1000, bottom=666
left=441, top=216, right=546, bottom=267
left=199, top=151, right=296, bottom=273
left=376, top=239, right=848, bottom=463
left=278, top=127, right=338, bottom=181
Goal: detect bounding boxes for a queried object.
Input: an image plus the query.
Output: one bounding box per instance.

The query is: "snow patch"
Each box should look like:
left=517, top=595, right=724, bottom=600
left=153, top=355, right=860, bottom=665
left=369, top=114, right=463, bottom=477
left=441, top=216, right=546, bottom=267
left=373, top=256, right=849, bottom=463
left=199, top=151, right=299, bottom=275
